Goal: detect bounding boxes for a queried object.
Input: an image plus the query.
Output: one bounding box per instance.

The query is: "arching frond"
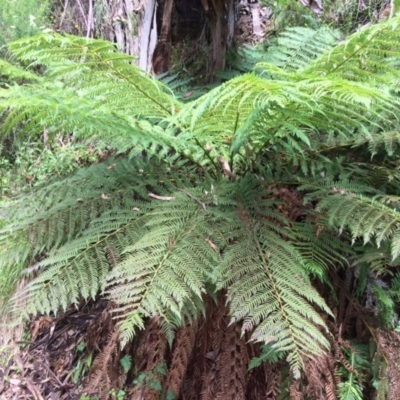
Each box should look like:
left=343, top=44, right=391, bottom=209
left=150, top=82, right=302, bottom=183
left=0, top=34, right=182, bottom=157
left=107, top=191, right=220, bottom=346
left=174, top=18, right=400, bottom=170
left=303, top=17, right=400, bottom=85
left=0, top=158, right=199, bottom=310
left=302, top=182, right=400, bottom=260
left=221, top=177, right=332, bottom=378
left=7, top=33, right=179, bottom=119
left=0, top=59, right=40, bottom=82
left=257, top=26, right=341, bottom=72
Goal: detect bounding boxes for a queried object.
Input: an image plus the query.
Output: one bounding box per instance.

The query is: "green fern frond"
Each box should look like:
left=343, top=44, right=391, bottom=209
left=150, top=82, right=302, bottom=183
left=0, top=34, right=184, bottom=160
left=13, top=207, right=149, bottom=316
left=221, top=177, right=332, bottom=378
left=292, top=221, right=351, bottom=279
left=303, top=183, right=400, bottom=260
left=0, top=59, right=40, bottom=82
left=107, top=190, right=220, bottom=346
left=0, top=84, right=155, bottom=142
left=1, top=158, right=199, bottom=309
left=175, top=62, right=397, bottom=170
left=257, top=26, right=341, bottom=71
left=173, top=19, right=400, bottom=170
left=338, top=344, right=369, bottom=400
left=303, top=17, right=400, bottom=85
left=7, top=33, right=179, bottom=118
left=330, top=195, right=400, bottom=248
left=248, top=342, right=286, bottom=370
left=352, top=243, right=395, bottom=276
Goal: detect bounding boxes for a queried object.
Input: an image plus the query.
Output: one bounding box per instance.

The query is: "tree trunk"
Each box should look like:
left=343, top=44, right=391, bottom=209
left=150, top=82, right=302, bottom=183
left=138, top=0, right=158, bottom=71
left=203, top=0, right=235, bottom=81
left=56, top=0, right=237, bottom=77
left=152, top=0, right=175, bottom=75
left=56, top=0, right=158, bottom=71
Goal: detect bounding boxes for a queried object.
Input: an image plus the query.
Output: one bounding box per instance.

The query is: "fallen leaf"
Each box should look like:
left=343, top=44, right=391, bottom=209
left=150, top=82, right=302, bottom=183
left=148, top=193, right=175, bottom=201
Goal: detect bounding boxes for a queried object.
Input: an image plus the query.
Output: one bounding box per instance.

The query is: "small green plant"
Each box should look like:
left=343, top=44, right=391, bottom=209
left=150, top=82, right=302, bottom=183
left=77, top=341, right=86, bottom=353
left=133, top=362, right=175, bottom=399
left=80, top=394, right=99, bottom=400
left=120, top=355, right=132, bottom=374
left=72, top=342, right=93, bottom=384
left=109, top=388, right=126, bottom=400
left=338, top=344, right=370, bottom=400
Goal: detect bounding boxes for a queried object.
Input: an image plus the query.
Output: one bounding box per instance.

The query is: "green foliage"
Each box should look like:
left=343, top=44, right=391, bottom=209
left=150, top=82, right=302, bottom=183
left=120, top=355, right=132, bottom=374
left=260, top=0, right=319, bottom=31
left=0, top=59, right=40, bottom=83
left=0, top=0, right=51, bottom=52
left=133, top=361, right=175, bottom=398
left=371, top=353, right=389, bottom=400
left=0, top=137, right=102, bottom=199
left=221, top=178, right=332, bottom=378
left=2, top=18, right=400, bottom=385
left=0, top=33, right=181, bottom=164
left=248, top=342, right=286, bottom=370
left=338, top=344, right=370, bottom=400
left=72, top=342, right=93, bottom=384
left=322, top=0, right=384, bottom=34
left=258, top=26, right=341, bottom=70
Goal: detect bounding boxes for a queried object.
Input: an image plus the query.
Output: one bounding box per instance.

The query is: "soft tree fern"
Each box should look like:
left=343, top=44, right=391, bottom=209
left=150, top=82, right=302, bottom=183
left=2, top=17, right=400, bottom=381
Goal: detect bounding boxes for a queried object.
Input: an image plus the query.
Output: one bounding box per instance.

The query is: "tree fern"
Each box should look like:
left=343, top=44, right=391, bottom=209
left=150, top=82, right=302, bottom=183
left=3, top=17, right=400, bottom=389
left=1, top=162, right=335, bottom=377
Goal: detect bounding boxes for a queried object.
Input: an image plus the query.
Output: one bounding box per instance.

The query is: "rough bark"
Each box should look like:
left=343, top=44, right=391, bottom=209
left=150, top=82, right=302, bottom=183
left=203, top=0, right=235, bottom=81
left=56, top=0, right=158, bottom=71
left=152, top=0, right=175, bottom=75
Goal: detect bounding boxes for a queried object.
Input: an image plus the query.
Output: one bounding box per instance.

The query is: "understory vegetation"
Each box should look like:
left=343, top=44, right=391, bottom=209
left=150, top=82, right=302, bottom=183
left=1, top=2, right=400, bottom=399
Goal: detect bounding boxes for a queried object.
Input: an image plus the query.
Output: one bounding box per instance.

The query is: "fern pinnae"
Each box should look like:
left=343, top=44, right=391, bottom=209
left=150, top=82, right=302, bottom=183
left=0, top=59, right=41, bottom=82
left=222, top=190, right=331, bottom=377
left=258, top=26, right=340, bottom=71
left=6, top=158, right=201, bottom=316
left=106, top=192, right=220, bottom=346
left=12, top=208, right=150, bottom=316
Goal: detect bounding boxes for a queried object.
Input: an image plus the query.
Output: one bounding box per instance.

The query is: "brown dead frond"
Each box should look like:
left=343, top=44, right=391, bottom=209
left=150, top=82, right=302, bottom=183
left=165, top=320, right=198, bottom=398
left=132, top=317, right=168, bottom=400
left=303, top=355, right=338, bottom=400
left=215, top=322, right=249, bottom=399
left=374, top=329, right=400, bottom=400
left=266, top=184, right=303, bottom=222
left=31, top=316, right=53, bottom=341
left=289, top=379, right=304, bottom=400
left=85, top=300, right=117, bottom=353
left=84, top=327, right=121, bottom=400
left=198, top=294, right=229, bottom=400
